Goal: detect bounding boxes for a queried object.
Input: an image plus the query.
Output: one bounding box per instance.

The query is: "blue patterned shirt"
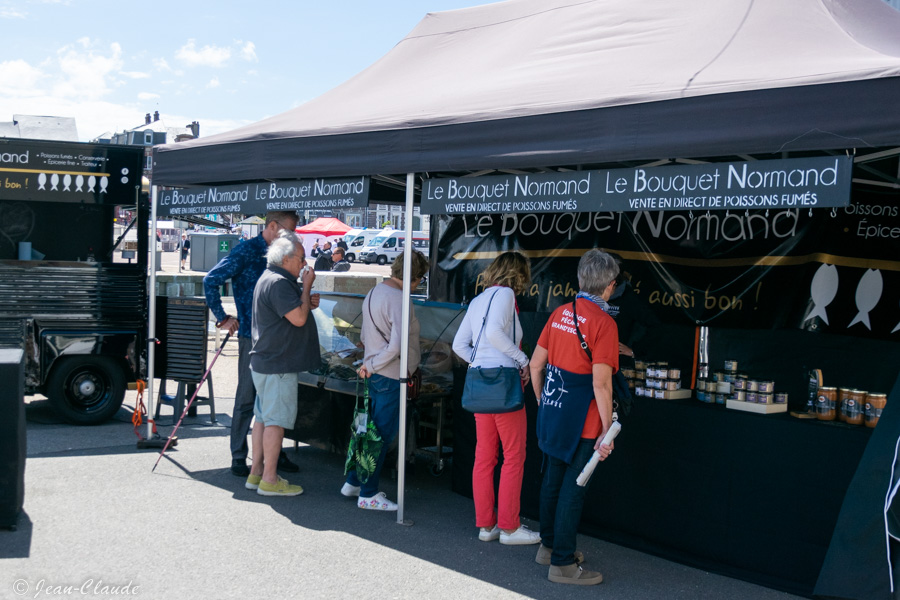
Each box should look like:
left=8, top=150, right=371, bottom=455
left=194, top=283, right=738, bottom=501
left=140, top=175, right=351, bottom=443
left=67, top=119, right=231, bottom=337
left=203, top=234, right=268, bottom=339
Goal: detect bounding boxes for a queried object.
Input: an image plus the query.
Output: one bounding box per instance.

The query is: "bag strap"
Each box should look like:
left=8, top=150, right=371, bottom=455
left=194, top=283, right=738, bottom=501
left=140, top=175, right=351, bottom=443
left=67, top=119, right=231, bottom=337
left=573, top=299, right=621, bottom=422
left=355, top=376, right=370, bottom=413
left=469, top=288, right=502, bottom=363
left=365, top=287, right=391, bottom=344
left=572, top=300, right=592, bottom=361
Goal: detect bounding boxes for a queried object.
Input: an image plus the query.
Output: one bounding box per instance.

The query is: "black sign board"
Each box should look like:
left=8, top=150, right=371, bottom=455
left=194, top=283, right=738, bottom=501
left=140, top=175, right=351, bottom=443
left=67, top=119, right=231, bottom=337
left=430, top=185, right=900, bottom=341
left=0, top=139, right=143, bottom=204
left=421, top=156, right=853, bottom=215
left=157, top=177, right=370, bottom=216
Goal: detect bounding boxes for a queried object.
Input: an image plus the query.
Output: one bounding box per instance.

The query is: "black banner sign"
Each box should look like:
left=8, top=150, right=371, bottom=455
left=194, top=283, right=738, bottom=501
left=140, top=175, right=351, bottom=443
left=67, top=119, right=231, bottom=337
left=0, top=139, right=143, bottom=204
left=430, top=188, right=900, bottom=341
left=421, top=156, right=852, bottom=215
left=157, top=177, right=370, bottom=216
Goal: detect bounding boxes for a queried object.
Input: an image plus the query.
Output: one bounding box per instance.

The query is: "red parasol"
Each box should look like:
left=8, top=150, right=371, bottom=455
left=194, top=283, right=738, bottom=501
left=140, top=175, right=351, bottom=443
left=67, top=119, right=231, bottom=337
left=294, top=217, right=351, bottom=237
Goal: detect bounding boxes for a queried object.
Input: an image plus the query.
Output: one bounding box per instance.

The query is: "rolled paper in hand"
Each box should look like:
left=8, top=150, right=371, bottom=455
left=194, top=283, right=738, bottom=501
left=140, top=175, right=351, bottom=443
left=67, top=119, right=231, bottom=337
left=576, top=421, right=621, bottom=487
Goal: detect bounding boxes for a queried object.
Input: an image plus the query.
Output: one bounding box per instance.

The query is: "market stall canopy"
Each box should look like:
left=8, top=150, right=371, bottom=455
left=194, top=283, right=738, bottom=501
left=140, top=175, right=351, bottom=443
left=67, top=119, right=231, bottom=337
left=236, top=215, right=266, bottom=225
left=152, top=0, right=900, bottom=186
left=295, top=217, right=351, bottom=237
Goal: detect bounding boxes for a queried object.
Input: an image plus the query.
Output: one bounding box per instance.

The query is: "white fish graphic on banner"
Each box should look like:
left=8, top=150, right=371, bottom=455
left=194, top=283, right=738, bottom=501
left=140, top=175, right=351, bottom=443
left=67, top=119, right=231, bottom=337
left=848, top=269, right=883, bottom=330
left=805, top=264, right=839, bottom=325
left=893, top=301, right=900, bottom=334
left=62, top=174, right=71, bottom=191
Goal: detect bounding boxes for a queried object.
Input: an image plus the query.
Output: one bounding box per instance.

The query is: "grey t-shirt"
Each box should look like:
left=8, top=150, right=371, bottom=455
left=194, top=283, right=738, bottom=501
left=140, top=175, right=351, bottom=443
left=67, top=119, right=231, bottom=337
left=250, top=265, right=320, bottom=374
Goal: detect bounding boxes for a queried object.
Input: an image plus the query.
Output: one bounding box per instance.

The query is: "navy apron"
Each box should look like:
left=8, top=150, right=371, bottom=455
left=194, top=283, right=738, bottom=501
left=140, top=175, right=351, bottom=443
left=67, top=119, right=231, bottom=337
left=536, top=363, right=594, bottom=464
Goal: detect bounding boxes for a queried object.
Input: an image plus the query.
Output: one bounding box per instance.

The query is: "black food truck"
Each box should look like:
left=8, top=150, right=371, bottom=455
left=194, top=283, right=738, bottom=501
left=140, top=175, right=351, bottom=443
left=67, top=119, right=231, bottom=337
left=0, top=138, right=148, bottom=424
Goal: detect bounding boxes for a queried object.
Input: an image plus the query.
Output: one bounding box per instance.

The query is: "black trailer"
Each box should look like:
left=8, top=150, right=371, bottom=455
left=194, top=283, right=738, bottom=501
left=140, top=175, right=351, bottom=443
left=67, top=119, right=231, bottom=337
left=0, top=138, right=147, bottom=424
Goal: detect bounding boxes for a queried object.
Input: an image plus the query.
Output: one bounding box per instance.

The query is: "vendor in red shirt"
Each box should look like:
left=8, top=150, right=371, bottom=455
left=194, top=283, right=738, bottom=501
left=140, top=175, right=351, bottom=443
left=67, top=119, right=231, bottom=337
left=529, top=249, right=619, bottom=586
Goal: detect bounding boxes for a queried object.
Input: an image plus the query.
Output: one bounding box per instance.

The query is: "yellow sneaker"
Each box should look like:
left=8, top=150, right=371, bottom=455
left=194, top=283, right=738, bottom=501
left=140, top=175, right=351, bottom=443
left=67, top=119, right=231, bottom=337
left=257, top=476, right=303, bottom=497
left=245, top=474, right=262, bottom=490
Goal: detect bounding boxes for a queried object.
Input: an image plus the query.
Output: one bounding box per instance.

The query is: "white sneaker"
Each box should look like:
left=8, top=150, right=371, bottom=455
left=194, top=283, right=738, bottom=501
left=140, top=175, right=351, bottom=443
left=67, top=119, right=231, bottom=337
left=358, top=492, right=398, bottom=511
left=340, top=482, right=361, bottom=497
left=478, top=525, right=500, bottom=542
left=500, top=525, right=542, bottom=545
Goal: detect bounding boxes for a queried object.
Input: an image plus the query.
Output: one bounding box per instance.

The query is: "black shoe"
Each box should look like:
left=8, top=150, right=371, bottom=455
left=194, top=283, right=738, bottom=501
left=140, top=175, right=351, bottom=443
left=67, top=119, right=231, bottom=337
left=231, top=459, right=250, bottom=477
left=277, top=451, right=299, bottom=473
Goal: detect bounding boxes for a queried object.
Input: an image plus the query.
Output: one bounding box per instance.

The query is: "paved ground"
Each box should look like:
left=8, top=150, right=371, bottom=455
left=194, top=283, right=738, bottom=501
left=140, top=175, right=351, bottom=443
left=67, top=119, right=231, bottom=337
left=1, top=250, right=803, bottom=599
left=2, top=339, right=805, bottom=600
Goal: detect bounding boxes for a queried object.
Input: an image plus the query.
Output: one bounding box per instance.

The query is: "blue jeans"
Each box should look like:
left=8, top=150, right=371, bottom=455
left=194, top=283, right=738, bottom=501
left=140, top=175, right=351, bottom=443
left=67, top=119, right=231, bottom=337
left=539, top=438, right=596, bottom=566
left=345, top=374, right=400, bottom=498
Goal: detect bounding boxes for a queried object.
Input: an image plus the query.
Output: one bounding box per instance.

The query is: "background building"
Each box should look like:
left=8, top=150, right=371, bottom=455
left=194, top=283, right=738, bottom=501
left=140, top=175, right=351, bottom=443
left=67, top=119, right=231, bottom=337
left=0, top=114, right=78, bottom=141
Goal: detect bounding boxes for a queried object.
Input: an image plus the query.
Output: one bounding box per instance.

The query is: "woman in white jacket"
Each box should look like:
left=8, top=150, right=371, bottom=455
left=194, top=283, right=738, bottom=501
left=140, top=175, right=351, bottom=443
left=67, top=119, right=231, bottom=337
left=452, top=251, right=540, bottom=546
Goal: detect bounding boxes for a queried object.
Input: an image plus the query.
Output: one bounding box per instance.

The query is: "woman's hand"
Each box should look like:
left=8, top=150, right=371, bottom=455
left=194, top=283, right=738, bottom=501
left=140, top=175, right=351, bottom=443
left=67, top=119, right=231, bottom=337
left=357, top=365, right=372, bottom=379
left=618, top=342, right=634, bottom=358
left=519, top=364, right=531, bottom=386
left=593, top=437, right=614, bottom=460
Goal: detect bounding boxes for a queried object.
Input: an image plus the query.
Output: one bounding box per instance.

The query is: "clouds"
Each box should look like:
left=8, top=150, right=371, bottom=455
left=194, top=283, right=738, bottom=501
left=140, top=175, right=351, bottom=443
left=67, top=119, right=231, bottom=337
left=54, top=39, right=123, bottom=101
left=239, top=41, right=258, bottom=63
left=0, top=60, right=44, bottom=96
left=176, top=39, right=231, bottom=68
left=174, top=38, right=259, bottom=68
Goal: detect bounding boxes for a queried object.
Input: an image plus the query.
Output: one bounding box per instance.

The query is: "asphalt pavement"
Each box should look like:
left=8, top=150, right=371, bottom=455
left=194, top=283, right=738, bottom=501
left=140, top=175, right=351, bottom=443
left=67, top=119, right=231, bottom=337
left=1, top=251, right=803, bottom=599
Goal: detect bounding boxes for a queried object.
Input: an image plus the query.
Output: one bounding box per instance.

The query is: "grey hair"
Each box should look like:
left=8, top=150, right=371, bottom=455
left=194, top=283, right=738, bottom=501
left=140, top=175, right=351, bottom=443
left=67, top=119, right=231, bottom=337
left=266, top=230, right=302, bottom=267
left=577, top=249, right=620, bottom=295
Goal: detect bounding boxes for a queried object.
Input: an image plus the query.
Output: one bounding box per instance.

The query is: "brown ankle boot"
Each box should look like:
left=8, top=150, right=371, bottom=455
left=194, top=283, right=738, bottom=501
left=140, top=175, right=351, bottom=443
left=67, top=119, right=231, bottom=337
left=535, top=545, right=585, bottom=566
left=548, top=563, right=603, bottom=585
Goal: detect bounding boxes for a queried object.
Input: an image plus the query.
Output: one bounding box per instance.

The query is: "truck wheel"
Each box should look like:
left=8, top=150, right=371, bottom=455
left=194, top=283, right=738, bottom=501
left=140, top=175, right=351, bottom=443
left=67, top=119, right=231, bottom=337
left=346, top=253, right=355, bottom=263
left=377, top=255, right=388, bottom=265
left=47, top=356, right=126, bottom=425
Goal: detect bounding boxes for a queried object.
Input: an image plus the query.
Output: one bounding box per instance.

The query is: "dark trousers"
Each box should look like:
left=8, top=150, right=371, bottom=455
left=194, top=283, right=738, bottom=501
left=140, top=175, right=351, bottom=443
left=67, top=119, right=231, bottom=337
left=230, top=337, right=256, bottom=461
left=539, top=438, right=595, bottom=566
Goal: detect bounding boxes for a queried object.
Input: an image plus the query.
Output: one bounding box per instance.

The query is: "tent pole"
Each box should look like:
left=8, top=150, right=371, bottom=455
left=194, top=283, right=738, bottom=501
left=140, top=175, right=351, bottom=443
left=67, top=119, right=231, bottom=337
left=397, top=172, right=415, bottom=525
left=146, top=185, right=159, bottom=440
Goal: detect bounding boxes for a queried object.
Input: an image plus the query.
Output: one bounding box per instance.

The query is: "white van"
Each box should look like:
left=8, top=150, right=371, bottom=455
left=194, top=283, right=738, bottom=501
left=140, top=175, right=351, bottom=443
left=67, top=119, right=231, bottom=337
left=360, top=230, right=429, bottom=265
left=343, top=228, right=383, bottom=262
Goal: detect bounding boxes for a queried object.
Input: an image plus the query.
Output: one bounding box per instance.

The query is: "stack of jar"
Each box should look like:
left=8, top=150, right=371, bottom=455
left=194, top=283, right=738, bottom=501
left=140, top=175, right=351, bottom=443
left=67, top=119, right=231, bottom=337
left=696, top=359, right=788, bottom=406
left=816, top=386, right=886, bottom=428
left=630, top=361, right=683, bottom=399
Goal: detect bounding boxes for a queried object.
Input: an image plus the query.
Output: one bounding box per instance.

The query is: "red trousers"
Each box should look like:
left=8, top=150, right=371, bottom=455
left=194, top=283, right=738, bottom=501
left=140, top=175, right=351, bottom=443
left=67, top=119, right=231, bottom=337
left=473, top=408, right=527, bottom=530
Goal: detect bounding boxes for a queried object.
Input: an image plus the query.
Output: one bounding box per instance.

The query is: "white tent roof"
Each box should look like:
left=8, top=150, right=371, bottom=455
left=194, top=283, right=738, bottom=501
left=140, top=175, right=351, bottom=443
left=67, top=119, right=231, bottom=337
left=153, top=0, right=900, bottom=184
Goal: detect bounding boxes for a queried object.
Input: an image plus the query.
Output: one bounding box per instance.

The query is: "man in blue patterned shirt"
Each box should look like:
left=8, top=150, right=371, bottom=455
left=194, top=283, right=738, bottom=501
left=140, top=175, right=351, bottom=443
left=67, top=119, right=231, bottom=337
left=205, top=211, right=302, bottom=477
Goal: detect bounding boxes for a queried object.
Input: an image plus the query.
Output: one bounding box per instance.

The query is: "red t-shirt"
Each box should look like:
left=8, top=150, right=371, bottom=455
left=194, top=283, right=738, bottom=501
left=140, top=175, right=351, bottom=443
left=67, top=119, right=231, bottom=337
left=537, top=298, right=619, bottom=438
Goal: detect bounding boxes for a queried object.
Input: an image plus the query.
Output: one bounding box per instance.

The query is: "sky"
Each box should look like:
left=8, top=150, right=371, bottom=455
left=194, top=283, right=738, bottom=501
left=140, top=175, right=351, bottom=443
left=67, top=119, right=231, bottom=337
left=0, top=0, right=501, bottom=142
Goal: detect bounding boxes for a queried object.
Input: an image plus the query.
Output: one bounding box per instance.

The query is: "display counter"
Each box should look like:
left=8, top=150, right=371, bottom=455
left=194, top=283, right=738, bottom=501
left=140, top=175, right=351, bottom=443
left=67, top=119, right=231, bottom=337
left=286, top=292, right=465, bottom=457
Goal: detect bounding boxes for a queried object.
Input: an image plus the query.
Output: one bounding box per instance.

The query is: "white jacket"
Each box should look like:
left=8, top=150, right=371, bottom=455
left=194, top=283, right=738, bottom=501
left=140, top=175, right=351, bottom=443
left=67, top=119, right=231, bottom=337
left=452, top=286, right=527, bottom=369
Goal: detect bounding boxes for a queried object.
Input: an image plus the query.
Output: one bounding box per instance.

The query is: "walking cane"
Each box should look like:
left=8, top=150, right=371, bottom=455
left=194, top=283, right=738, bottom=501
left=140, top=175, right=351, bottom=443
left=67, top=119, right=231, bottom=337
left=152, top=332, right=231, bottom=472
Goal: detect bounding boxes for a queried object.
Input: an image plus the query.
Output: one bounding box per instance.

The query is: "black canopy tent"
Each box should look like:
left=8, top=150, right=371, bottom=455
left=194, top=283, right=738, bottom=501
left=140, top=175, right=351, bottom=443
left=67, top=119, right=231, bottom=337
left=151, top=0, right=900, bottom=596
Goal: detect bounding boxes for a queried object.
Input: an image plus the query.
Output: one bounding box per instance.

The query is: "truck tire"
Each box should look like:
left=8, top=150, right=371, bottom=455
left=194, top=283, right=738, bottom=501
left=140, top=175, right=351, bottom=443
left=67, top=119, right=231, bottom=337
left=46, top=356, right=127, bottom=425
left=377, top=255, right=388, bottom=265
left=346, top=253, right=355, bottom=263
